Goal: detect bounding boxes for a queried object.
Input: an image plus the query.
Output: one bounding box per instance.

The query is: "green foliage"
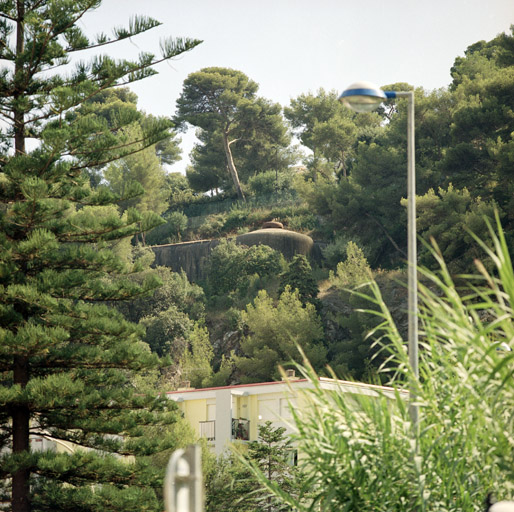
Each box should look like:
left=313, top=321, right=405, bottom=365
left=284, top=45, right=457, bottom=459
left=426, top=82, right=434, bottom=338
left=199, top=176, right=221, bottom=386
left=254, top=218, right=514, bottom=511
left=0, top=3, right=201, bottom=510
left=103, top=123, right=168, bottom=219
left=180, top=325, right=214, bottom=388
left=323, top=242, right=379, bottom=380
left=175, top=67, right=292, bottom=199
left=279, top=255, right=321, bottom=310
left=165, top=172, right=198, bottom=209
left=223, top=206, right=252, bottom=232
left=205, top=239, right=247, bottom=295
left=205, top=352, right=237, bottom=388
left=118, top=265, right=206, bottom=325
left=205, top=239, right=283, bottom=300
left=77, top=88, right=182, bottom=194
left=285, top=88, right=381, bottom=178
left=206, top=421, right=305, bottom=512
left=140, top=305, right=193, bottom=358
left=329, top=241, right=372, bottom=288
left=247, top=169, right=295, bottom=196
left=112, top=263, right=205, bottom=359
left=204, top=450, right=250, bottom=512
left=145, top=210, right=188, bottom=245
left=292, top=84, right=476, bottom=269
left=322, top=235, right=354, bottom=269
left=414, top=185, right=499, bottom=273
left=235, top=288, right=326, bottom=382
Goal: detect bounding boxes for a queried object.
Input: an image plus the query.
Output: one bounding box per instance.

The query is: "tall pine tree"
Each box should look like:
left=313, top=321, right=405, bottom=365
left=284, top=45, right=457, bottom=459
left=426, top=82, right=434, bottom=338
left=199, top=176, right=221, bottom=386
left=0, top=2, right=201, bottom=511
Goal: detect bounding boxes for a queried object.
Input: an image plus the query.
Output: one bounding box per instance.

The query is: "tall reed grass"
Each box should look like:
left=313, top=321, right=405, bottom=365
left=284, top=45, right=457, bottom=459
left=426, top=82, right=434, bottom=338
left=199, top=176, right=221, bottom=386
left=245, top=215, right=514, bottom=511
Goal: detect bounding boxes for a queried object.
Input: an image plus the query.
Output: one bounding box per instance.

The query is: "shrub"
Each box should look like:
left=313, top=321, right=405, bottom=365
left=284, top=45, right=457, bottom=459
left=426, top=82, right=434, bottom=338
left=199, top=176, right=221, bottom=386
left=196, top=213, right=227, bottom=238
left=329, top=241, right=372, bottom=288
left=287, top=212, right=319, bottom=232
left=223, top=206, right=251, bottom=232
left=146, top=210, right=188, bottom=244
left=247, top=169, right=295, bottom=196
left=322, top=235, right=357, bottom=269
left=205, top=240, right=283, bottom=298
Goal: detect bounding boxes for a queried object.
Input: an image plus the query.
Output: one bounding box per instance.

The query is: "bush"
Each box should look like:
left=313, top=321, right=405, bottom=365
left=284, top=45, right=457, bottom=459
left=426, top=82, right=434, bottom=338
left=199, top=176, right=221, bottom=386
left=287, top=212, right=319, bottom=232
left=322, top=235, right=356, bottom=269
left=329, top=241, right=372, bottom=288
left=247, top=169, right=295, bottom=196
left=205, top=240, right=284, bottom=300
left=145, top=210, right=188, bottom=244
left=195, top=213, right=227, bottom=238
left=223, top=206, right=250, bottom=232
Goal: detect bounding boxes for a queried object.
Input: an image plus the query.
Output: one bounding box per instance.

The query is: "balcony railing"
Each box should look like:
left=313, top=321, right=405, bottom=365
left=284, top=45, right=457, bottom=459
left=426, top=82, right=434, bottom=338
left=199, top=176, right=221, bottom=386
left=231, top=418, right=250, bottom=441
left=199, top=420, right=215, bottom=441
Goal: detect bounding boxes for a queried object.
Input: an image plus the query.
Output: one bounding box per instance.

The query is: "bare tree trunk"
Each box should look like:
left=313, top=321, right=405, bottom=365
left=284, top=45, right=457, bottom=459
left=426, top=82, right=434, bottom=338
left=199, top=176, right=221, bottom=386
left=12, top=357, right=30, bottom=512
left=222, top=132, right=245, bottom=201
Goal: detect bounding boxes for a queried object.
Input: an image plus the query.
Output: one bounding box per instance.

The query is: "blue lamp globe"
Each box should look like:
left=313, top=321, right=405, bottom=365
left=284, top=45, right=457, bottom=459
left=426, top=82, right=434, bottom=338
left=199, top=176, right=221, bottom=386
left=339, top=81, right=387, bottom=113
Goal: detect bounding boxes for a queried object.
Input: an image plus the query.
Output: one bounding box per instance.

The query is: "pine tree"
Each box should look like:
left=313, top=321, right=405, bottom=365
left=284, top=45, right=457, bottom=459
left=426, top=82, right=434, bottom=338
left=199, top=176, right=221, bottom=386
left=279, top=254, right=321, bottom=311
left=236, top=289, right=326, bottom=382
left=205, top=421, right=305, bottom=512
left=0, top=3, right=201, bottom=511
left=246, top=421, right=303, bottom=512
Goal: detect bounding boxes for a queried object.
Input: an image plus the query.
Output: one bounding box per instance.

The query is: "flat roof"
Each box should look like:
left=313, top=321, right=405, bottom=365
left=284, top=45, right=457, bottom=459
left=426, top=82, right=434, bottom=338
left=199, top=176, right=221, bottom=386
left=165, top=378, right=309, bottom=395
left=165, top=377, right=405, bottom=396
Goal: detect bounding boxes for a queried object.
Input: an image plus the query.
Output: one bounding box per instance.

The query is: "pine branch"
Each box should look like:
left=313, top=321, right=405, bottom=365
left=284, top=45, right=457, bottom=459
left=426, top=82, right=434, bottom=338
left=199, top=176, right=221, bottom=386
left=0, top=11, right=16, bottom=21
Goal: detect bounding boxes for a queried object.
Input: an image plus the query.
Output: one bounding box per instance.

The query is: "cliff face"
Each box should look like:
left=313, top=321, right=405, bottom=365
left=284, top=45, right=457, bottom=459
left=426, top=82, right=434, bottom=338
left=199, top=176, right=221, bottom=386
left=151, top=229, right=324, bottom=281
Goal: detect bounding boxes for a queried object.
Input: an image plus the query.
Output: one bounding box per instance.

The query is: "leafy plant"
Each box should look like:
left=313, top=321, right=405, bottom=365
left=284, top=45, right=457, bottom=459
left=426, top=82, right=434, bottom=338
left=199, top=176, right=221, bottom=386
left=146, top=210, right=188, bottom=244
left=248, top=169, right=295, bottom=196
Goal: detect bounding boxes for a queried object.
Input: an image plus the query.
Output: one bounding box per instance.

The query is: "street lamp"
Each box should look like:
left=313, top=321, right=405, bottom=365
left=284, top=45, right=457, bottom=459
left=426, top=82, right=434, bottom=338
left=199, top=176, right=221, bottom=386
left=339, top=81, right=419, bottom=429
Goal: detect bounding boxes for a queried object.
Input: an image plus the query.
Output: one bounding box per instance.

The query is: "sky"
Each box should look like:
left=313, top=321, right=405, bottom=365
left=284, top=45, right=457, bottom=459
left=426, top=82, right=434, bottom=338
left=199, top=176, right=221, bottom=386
left=81, top=0, right=514, bottom=172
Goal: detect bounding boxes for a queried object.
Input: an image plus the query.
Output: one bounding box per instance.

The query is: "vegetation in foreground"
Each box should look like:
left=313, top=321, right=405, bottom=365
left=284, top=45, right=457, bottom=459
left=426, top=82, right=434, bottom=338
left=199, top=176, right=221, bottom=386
left=243, top=218, right=514, bottom=511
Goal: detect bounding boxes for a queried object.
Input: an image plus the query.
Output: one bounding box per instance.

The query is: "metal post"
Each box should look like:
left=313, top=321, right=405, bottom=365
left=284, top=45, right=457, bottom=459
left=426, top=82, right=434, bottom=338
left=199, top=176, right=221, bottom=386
left=397, top=91, right=418, bottom=431
left=340, top=83, right=419, bottom=431
left=164, top=445, right=204, bottom=512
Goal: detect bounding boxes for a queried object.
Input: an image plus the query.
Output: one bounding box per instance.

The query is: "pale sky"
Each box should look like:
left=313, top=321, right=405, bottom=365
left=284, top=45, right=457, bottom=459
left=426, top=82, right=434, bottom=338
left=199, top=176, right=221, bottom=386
left=81, top=0, right=514, bottom=172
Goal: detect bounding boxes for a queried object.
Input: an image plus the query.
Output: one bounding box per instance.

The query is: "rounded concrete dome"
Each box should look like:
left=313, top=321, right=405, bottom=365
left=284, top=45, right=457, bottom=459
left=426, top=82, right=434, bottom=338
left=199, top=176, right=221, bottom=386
left=235, top=228, right=313, bottom=260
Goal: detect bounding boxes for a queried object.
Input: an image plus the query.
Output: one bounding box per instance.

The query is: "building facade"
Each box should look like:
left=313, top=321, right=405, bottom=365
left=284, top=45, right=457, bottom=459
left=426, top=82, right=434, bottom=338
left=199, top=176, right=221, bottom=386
left=166, top=374, right=399, bottom=455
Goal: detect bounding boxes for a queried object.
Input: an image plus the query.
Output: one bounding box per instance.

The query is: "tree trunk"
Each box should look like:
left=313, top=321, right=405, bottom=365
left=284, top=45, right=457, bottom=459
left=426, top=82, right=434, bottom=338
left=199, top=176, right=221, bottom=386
left=222, top=132, right=245, bottom=201
left=14, top=0, right=26, bottom=156
left=12, top=5, right=30, bottom=512
left=12, top=356, right=30, bottom=512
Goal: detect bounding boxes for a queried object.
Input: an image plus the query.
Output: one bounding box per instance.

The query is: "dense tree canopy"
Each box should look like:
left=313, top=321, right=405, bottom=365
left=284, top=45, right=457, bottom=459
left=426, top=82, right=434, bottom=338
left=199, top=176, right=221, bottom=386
left=285, top=88, right=381, bottom=178
left=175, top=67, right=292, bottom=199
left=235, top=288, right=326, bottom=383
left=76, top=88, right=182, bottom=242
left=289, top=28, right=514, bottom=270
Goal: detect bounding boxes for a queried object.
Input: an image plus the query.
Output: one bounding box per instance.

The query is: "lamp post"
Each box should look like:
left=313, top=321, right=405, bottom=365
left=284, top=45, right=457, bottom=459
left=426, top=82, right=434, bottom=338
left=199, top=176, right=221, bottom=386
left=339, top=81, right=418, bottom=429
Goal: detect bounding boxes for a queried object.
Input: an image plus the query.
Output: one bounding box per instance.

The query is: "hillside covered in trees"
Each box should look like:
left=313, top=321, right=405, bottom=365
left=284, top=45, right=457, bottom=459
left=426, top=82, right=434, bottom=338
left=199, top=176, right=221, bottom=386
left=107, top=27, right=514, bottom=389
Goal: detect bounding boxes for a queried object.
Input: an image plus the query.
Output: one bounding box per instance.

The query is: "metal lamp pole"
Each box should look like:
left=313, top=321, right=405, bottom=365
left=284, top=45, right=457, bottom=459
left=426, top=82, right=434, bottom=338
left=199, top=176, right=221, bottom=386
left=339, top=82, right=418, bottom=429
